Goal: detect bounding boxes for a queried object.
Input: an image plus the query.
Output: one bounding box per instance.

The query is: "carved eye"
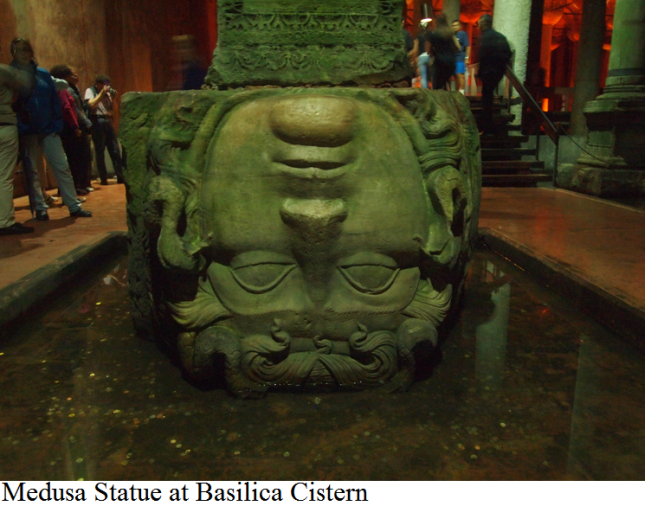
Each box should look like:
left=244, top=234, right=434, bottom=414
left=338, top=253, right=400, bottom=295
left=229, top=251, right=297, bottom=294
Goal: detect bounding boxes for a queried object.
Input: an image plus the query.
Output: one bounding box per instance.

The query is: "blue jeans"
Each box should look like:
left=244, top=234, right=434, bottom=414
left=23, top=133, right=82, bottom=213
left=418, top=53, right=430, bottom=89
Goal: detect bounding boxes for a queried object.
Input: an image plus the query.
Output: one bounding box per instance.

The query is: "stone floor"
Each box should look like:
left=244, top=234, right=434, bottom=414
left=478, top=187, right=645, bottom=348
left=0, top=181, right=127, bottom=289
left=479, top=187, right=645, bottom=314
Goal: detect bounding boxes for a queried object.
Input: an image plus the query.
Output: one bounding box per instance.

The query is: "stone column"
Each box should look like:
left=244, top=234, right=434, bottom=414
left=569, top=0, right=607, bottom=137
left=492, top=0, right=532, bottom=124
left=570, top=0, right=645, bottom=197
left=441, top=0, right=460, bottom=25
left=525, top=0, right=544, bottom=89
left=540, top=8, right=564, bottom=89
left=556, top=0, right=606, bottom=174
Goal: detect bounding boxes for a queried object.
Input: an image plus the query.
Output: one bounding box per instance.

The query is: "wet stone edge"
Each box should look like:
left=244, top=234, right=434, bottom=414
left=0, top=232, right=128, bottom=332
left=478, top=227, right=645, bottom=355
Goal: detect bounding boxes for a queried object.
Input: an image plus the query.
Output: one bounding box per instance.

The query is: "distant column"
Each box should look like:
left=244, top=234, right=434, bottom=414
left=525, top=0, right=544, bottom=90
left=540, top=9, right=564, bottom=89
left=566, top=0, right=645, bottom=197
left=492, top=0, right=532, bottom=124
left=605, top=0, right=645, bottom=89
left=442, top=0, right=460, bottom=25
left=569, top=0, right=606, bottom=137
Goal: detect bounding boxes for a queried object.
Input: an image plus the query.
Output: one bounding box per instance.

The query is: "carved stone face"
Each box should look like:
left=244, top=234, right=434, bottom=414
left=127, top=87, right=479, bottom=397
left=200, top=95, right=429, bottom=343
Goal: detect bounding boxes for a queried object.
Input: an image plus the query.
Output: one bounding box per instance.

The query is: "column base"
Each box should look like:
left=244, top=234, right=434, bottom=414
left=579, top=93, right=645, bottom=170
left=557, top=163, right=645, bottom=197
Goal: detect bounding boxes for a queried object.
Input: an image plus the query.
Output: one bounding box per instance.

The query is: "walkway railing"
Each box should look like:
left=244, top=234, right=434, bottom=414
left=504, top=65, right=560, bottom=185
left=468, top=62, right=561, bottom=185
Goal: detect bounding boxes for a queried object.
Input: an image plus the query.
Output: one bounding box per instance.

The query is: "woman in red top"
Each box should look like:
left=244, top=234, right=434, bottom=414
left=51, top=65, right=92, bottom=196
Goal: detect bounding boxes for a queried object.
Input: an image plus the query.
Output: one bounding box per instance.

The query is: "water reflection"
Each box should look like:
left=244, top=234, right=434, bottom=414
left=474, top=261, right=510, bottom=393
left=1, top=251, right=644, bottom=480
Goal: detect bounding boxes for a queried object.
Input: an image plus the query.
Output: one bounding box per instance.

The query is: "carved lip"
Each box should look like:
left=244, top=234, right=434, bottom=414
left=272, top=145, right=354, bottom=180
left=274, top=161, right=350, bottom=180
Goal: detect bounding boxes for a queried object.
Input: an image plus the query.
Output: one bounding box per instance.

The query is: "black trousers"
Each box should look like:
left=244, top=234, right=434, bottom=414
left=432, top=62, right=456, bottom=91
left=480, top=68, right=506, bottom=134
left=90, top=116, right=124, bottom=183
left=61, top=129, right=92, bottom=189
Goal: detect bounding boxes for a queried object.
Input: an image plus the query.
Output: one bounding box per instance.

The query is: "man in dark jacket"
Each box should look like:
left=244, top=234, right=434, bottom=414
left=476, top=14, right=512, bottom=135
left=10, top=38, right=91, bottom=220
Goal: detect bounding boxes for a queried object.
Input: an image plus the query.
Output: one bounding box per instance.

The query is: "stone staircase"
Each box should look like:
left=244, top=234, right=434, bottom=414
left=468, top=96, right=553, bottom=187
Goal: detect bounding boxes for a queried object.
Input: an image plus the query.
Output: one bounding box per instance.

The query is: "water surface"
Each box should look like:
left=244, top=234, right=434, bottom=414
left=1, top=250, right=644, bottom=480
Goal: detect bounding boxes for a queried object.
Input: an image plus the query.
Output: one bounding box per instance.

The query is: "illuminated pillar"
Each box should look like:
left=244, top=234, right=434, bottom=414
left=541, top=8, right=564, bottom=90
left=526, top=0, right=544, bottom=90
left=442, top=0, right=460, bottom=24
left=570, top=0, right=645, bottom=197
left=493, top=0, right=532, bottom=124
left=569, top=0, right=606, bottom=137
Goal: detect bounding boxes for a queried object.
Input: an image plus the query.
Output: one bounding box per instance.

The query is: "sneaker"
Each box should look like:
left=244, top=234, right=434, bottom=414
left=76, top=188, right=89, bottom=195
left=35, top=210, right=49, bottom=221
left=77, top=197, right=87, bottom=203
left=86, top=187, right=94, bottom=192
left=0, top=223, right=35, bottom=235
left=70, top=208, right=92, bottom=218
left=44, top=195, right=59, bottom=205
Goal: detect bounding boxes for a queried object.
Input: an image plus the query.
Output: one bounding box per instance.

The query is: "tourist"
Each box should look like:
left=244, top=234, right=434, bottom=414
left=451, top=20, right=470, bottom=94
left=50, top=65, right=93, bottom=196
left=167, top=35, right=207, bottom=91
left=415, top=21, right=431, bottom=89
left=85, top=74, right=125, bottom=185
left=402, top=19, right=415, bottom=65
left=0, top=47, right=34, bottom=235
left=427, top=14, right=460, bottom=91
left=475, top=14, right=512, bottom=135
left=10, top=38, right=91, bottom=220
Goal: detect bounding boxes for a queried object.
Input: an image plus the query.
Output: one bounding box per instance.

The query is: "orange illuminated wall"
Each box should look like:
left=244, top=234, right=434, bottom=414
left=206, top=0, right=218, bottom=54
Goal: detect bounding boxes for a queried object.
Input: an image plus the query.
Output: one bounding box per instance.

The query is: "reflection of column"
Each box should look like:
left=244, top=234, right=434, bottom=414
left=475, top=265, right=510, bottom=392
left=572, top=0, right=645, bottom=197
left=566, top=334, right=599, bottom=478
left=493, top=0, right=532, bottom=124
left=442, top=0, right=460, bottom=25
left=569, top=0, right=607, bottom=137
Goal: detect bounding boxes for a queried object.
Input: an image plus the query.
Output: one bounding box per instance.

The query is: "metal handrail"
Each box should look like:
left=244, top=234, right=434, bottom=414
left=504, top=65, right=559, bottom=144
left=504, top=65, right=560, bottom=185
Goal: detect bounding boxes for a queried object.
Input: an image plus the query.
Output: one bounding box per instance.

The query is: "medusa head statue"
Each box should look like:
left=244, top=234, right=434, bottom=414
left=121, top=87, right=481, bottom=397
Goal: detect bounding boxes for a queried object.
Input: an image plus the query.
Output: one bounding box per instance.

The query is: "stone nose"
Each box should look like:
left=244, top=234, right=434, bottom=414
left=269, top=95, right=357, bottom=147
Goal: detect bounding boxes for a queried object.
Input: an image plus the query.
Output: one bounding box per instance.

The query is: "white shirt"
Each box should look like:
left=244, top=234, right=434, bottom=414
left=84, top=86, right=114, bottom=117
